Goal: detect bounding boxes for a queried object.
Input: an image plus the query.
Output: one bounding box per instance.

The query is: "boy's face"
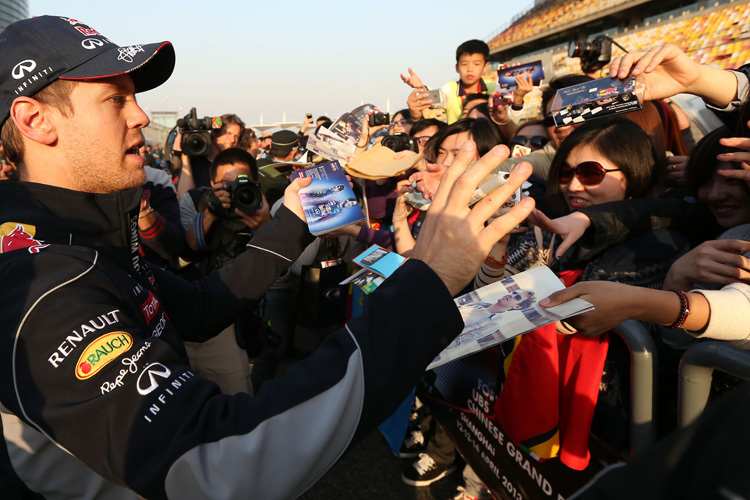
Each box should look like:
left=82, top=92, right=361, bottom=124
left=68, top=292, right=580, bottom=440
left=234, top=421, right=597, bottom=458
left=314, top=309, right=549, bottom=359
left=455, top=53, right=489, bottom=87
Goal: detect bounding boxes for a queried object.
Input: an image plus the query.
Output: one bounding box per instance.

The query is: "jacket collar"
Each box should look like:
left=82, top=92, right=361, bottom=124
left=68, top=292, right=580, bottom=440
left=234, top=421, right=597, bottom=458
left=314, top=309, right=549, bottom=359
left=0, top=181, right=146, bottom=274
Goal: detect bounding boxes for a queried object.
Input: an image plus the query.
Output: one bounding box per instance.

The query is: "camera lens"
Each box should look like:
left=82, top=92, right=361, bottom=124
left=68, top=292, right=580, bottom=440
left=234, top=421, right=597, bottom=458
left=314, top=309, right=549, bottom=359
left=182, top=131, right=211, bottom=156
left=232, top=180, right=263, bottom=213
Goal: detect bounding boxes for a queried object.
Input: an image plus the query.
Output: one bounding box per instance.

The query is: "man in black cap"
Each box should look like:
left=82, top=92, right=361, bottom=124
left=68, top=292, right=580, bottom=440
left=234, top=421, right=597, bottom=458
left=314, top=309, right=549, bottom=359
left=0, top=14, right=533, bottom=500
left=256, top=129, right=302, bottom=207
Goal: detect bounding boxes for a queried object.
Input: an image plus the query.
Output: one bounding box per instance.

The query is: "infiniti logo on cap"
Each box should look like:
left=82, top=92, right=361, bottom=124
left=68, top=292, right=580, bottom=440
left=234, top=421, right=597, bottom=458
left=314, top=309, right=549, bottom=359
left=12, top=60, right=36, bottom=79
left=81, top=38, right=105, bottom=50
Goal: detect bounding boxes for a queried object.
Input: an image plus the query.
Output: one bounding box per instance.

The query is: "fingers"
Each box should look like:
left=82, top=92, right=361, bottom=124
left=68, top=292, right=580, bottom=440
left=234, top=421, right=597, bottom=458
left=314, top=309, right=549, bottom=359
left=480, top=197, right=535, bottom=250
left=429, top=141, right=482, bottom=211
left=470, top=162, right=532, bottom=223
left=539, top=284, right=583, bottom=308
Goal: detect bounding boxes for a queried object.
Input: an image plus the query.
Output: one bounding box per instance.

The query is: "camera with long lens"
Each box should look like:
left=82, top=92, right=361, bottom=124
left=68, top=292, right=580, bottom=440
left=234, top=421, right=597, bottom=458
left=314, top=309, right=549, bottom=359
left=568, top=35, right=612, bottom=73
left=381, top=133, right=419, bottom=153
left=177, top=107, right=214, bottom=156
left=207, top=174, right=264, bottom=218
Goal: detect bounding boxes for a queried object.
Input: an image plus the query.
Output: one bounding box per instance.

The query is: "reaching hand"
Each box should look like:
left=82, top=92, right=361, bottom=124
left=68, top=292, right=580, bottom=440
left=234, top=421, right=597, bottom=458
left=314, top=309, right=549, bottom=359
left=514, top=73, right=533, bottom=100
left=717, top=137, right=750, bottom=187
left=663, top=239, right=750, bottom=291
left=400, top=68, right=425, bottom=89
left=526, top=209, right=591, bottom=258
left=487, top=94, right=509, bottom=125
left=283, top=177, right=313, bottom=222
left=408, top=163, right=447, bottom=200
left=410, top=141, right=534, bottom=296
left=407, top=89, right=433, bottom=122
left=665, top=155, right=689, bottom=187
left=540, top=281, right=641, bottom=337
left=608, top=44, right=737, bottom=106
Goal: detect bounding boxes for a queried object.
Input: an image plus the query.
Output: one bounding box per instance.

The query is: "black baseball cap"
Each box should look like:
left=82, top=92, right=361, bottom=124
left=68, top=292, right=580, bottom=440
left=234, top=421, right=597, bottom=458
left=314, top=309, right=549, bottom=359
left=0, top=15, right=175, bottom=126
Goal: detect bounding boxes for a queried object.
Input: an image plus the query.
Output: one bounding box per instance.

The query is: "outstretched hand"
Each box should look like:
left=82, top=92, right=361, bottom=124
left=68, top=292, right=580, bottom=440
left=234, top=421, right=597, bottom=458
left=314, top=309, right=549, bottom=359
left=410, top=141, right=534, bottom=296
left=539, top=281, right=641, bottom=337
left=608, top=43, right=737, bottom=107
left=526, top=209, right=591, bottom=258
left=663, top=239, right=750, bottom=291
left=400, top=68, right=425, bottom=90
left=408, top=163, right=447, bottom=200
left=282, top=177, right=313, bottom=223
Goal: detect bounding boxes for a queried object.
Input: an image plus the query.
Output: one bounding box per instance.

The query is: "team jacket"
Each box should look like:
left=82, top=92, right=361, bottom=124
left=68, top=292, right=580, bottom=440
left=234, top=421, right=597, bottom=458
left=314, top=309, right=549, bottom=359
left=0, top=181, right=463, bottom=500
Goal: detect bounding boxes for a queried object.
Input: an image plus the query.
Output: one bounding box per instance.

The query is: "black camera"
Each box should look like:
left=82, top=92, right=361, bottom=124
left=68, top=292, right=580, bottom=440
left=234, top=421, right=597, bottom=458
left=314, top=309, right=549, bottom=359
left=177, top=107, right=214, bottom=156
left=381, top=133, right=419, bottom=153
left=368, top=112, right=390, bottom=127
left=207, top=174, right=264, bottom=218
left=568, top=35, right=612, bottom=74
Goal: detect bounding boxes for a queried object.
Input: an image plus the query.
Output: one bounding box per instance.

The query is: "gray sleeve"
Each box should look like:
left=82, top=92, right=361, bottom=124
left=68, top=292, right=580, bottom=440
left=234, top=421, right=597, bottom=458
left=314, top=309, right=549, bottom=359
left=178, top=195, right=198, bottom=231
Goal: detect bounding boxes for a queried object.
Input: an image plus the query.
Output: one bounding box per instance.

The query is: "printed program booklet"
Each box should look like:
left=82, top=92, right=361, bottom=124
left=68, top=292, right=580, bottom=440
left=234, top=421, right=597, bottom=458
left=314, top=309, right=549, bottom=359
left=289, top=160, right=365, bottom=235
left=427, top=265, right=594, bottom=370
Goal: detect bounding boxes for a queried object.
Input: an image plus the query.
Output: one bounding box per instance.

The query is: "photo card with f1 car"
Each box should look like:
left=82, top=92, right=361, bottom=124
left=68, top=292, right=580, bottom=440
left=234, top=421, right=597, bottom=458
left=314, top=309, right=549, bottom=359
left=551, top=75, right=643, bottom=127
left=497, top=60, right=545, bottom=89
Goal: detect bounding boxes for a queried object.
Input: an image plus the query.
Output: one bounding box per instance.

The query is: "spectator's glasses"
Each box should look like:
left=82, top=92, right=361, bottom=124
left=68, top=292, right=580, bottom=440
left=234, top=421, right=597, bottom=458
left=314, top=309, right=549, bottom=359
left=542, top=115, right=556, bottom=127
left=560, top=161, right=622, bottom=186
left=389, top=119, right=409, bottom=129
left=510, top=135, right=549, bottom=149
left=414, top=136, right=431, bottom=146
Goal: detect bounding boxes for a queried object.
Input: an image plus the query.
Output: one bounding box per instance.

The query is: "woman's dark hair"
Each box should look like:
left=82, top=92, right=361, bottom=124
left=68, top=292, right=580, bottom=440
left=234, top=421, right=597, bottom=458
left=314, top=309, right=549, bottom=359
left=392, top=108, right=411, bottom=123
left=423, top=118, right=503, bottom=163
left=409, top=118, right=447, bottom=137
left=685, top=126, right=742, bottom=195
left=546, top=118, right=658, bottom=217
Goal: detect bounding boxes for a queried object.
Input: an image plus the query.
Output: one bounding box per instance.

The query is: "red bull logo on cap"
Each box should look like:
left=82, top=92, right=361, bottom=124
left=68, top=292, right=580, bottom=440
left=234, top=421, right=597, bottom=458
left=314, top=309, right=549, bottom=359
left=0, top=223, right=49, bottom=254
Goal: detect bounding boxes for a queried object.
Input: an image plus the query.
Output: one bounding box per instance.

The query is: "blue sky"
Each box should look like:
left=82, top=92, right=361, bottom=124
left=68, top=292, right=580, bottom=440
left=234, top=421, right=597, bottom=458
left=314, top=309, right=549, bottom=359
left=31, top=1, right=528, bottom=128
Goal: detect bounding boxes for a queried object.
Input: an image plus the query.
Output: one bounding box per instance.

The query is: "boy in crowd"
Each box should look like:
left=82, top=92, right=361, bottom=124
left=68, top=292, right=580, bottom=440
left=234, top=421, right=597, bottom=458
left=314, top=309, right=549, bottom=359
left=402, top=39, right=498, bottom=124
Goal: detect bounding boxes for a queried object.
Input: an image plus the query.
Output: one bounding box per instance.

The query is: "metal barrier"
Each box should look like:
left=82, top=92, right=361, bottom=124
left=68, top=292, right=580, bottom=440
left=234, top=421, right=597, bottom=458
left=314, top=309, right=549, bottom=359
left=678, top=341, right=750, bottom=428
left=609, top=320, right=658, bottom=456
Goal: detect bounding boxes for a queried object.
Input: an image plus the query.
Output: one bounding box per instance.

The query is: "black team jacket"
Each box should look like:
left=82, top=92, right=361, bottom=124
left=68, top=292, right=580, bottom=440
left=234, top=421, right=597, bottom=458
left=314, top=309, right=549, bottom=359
left=0, top=181, right=461, bottom=500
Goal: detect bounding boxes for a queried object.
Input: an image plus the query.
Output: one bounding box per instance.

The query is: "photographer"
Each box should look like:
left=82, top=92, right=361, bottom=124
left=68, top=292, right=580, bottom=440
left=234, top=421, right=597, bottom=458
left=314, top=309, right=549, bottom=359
left=256, top=130, right=301, bottom=207
left=175, top=112, right=245, bottom=199
left=179, top=147, right=270, bottom=394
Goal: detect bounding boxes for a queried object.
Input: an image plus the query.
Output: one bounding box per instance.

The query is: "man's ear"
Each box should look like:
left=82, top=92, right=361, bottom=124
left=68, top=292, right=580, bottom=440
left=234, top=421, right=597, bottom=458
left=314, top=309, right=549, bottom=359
left=9, top=98, right=58, bottom=145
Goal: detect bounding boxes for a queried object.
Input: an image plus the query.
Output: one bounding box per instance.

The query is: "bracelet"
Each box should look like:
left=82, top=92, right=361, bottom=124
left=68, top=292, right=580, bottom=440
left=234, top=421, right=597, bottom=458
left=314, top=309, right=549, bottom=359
left=484, top=251, right=508, bottom=270
left=138, top=207, right=154, bottom=219
left=667, top=289, right=691, bottom=329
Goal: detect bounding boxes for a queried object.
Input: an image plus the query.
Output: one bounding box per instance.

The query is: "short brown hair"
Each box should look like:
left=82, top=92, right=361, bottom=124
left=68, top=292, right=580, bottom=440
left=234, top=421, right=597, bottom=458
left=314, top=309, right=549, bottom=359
left=1, top=79, right=78, bottom=167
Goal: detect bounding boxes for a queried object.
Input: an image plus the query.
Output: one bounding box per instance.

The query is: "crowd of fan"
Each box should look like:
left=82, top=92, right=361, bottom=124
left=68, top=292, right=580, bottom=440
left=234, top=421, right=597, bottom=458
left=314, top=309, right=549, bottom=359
left=3, top=34, right=748, bottom=500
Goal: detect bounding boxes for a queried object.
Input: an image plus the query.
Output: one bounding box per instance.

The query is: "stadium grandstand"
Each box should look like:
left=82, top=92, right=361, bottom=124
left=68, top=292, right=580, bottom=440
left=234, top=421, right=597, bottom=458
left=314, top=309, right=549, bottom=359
left=485, top=0, right=750, bottom=120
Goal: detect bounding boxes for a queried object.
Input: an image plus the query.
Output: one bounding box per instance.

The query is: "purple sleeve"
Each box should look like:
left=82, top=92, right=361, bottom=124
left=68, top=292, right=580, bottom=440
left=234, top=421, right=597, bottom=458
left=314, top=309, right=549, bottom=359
left=356, top=225, right=396, bottom=251
left=367, top=181, right=398, bottom=220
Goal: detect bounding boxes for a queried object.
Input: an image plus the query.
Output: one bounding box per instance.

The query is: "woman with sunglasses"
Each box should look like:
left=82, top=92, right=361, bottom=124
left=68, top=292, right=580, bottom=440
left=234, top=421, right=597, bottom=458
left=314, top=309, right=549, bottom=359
left=509, top=120, right=550, bottom=153
left=481, top=118, right=688, bottom=462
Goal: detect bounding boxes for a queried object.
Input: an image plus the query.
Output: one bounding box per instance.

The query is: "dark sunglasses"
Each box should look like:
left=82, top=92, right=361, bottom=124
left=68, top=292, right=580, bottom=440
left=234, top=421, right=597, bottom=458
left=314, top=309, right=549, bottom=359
left=510, top=135, right=549, bottom=148
left=560, top=161, right=622, bottom=186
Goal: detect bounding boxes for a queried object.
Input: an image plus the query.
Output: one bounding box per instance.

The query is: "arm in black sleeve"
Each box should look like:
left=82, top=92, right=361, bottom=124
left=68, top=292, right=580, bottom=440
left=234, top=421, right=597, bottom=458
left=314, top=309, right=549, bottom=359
left=4, top=248, right=461, bottom=500
left=153, top=204, right=315, bottom=341
left=577, top=197, right=719, bottom=253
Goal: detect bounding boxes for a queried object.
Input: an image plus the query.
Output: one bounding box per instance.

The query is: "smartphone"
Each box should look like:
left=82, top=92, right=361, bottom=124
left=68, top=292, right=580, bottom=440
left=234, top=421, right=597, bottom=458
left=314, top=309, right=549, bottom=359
left=423, top=88, right=446, bottom=109
left=306, top=113, right=313, bottom=120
